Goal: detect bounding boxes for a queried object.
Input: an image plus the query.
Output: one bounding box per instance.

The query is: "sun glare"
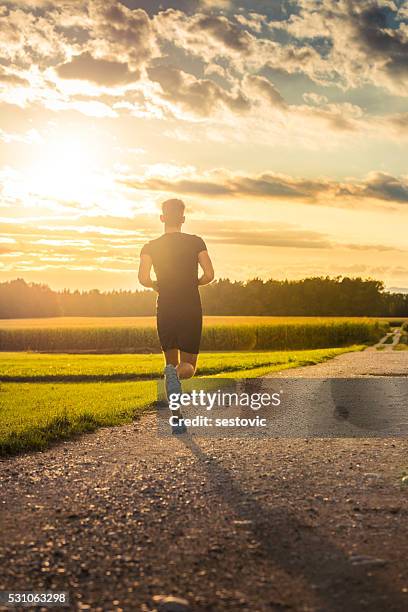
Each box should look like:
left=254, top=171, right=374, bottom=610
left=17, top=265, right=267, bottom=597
left=25, top=134, right=102, bottom=203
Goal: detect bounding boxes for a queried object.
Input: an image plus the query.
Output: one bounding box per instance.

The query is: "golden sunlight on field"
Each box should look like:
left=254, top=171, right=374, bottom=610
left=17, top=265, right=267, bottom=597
left=0, top=316, right=393, bottom=329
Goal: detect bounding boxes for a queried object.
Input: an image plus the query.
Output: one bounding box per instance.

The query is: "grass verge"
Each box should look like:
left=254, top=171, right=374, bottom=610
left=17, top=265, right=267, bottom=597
left=0, top=346, right=363, bottom=381
left=0, top=346, right=363, bottom=456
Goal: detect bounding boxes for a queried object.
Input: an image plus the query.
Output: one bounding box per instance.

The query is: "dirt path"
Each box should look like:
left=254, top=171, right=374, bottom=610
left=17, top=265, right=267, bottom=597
left=0, top=346, right=407, bottom=611
left=268, top=344, right=408, bottom=378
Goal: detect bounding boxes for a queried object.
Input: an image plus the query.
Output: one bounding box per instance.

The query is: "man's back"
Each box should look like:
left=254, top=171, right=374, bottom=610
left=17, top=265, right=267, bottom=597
left=141, top=232, right=206, bottom=298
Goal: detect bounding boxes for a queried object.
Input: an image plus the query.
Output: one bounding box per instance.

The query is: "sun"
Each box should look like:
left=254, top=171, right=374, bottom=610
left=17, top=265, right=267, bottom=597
left=25, top=134, right=102, bottom=203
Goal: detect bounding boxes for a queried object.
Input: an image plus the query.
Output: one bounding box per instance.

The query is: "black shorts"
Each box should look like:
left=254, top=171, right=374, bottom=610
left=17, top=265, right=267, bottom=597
left=156, top=293, right=202, bottom=354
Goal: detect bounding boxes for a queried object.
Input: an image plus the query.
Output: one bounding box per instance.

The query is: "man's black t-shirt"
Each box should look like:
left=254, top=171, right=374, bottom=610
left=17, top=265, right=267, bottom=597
left=141, top=232, right=207, bottom=300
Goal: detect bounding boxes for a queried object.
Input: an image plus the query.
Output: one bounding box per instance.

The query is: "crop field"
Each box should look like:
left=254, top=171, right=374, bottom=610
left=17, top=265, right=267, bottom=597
left=0, top=315, right=400, bottom=329
left=0, top=346, right=363, bottom=456
left=0, top=318, right=388, bottom=352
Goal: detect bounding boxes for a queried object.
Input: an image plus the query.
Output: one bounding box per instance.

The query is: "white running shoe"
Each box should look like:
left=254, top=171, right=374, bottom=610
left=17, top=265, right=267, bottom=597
left=164, top=365, right=187, bottom=434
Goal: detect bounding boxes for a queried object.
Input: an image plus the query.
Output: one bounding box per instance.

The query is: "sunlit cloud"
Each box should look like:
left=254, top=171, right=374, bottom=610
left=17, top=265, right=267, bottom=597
left=121, top=167, right=408, bottom=207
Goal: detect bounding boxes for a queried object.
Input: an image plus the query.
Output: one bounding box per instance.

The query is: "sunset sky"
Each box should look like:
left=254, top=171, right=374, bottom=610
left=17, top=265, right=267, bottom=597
left=1, top=0, right=408, bottom=291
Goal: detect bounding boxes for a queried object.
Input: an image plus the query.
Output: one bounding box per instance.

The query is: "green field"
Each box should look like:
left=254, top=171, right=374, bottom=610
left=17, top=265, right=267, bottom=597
left=0, top=346, right=363, bottom=455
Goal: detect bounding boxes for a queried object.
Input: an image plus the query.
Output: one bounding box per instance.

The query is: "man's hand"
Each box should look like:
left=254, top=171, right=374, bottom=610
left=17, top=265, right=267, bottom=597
left=138, top=253, right=158, bottom=291
left=198, top=250, right=214, bottom=286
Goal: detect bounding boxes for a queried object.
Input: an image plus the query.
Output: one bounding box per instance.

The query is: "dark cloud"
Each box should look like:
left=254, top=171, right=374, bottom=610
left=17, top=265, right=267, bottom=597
left=119, top=0, right=201, bottom=15
left=56, top=51, right=140, bottom=85
left=194, top=14, right=252, bottom=51
left=89, top=1, right=156, bottom=65
left=122, top=170, right=328, bottom=199
left=351, top=2, right=408, bottom=79
left=265, top=0, right=408, bottom=95
left=360, top=172, right=408, bottom=203
left=336, top=172, right=408, bottom=204
left=227, top=174, right=325, bottom=198
left=122, top=174, right=233, bottom=195
left=122, top=169, right=408, bottom=206
left=148, top=65, right=250, bottom=115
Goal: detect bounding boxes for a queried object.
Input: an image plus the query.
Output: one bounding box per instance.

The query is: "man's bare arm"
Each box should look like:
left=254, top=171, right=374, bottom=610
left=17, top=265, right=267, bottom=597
left=138, top=254, right=158, bottom=290
left=198, top=250, right=214, bottom=286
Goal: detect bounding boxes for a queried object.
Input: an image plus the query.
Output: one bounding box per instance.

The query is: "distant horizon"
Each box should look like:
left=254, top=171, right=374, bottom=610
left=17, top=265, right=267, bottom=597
left=2, top=275, right=408, bottom=296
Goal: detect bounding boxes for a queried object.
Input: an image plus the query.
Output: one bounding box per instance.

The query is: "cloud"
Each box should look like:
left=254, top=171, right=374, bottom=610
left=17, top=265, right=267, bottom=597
left=1, top=0, right=407, bottom=131
left=209, top=228, right=404, bottom=251
left=210, top=228, right=333, bottom=249
left=56, top=51, right=140, bottom=85
left=243, top=74, right=287, bottom=108
left=121, top=167, right=408, bottom=206
left=154, top=8, right=321, bottom=78
left=193, top=13, right=252, bottom=52
left=339, top=171, right=408, bottom=203
left=122, top=169, right=330, bottom=199
left=0, top=1, right=159, bottom=115
left=148, top=64, right=251, bottom=116
left=235, top=12, right=267, bottom=33
left=88, top=1, right=158, bottom=66
left=201, top=0, right=232, bottom=10
left=0, top=127, right=42, bottom=143
left=351, top=2, right=408, bottom=85
left=270, top=0, right=408, bottom=95
left=155, top=2, right=408, bottom=97
left=0, top=67, right=29, bottom=86
left=1, top=216, right=403, bottom=280
left=302, top=92, right=329, bottom=105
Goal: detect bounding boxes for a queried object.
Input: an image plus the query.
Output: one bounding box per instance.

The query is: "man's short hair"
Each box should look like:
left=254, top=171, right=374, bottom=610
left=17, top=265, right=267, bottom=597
left=161, top=198, right=185, bottom=224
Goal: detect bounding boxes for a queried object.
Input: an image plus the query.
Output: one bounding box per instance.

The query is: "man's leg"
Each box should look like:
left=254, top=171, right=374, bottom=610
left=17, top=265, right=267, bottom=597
left=177, top=351, right=198, bottom=379
left=163, top=348, right=181, bottom=400
left=162, top=349, right=186, bottom=433
left=164, top=348, right=179, bottom=367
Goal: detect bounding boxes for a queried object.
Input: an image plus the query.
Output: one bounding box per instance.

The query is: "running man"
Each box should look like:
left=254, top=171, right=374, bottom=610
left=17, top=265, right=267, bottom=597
left=138, top=198, right=214, bottom=433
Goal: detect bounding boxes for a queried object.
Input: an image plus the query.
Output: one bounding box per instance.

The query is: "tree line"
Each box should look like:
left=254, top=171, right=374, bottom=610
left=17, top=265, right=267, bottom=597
left=0, top=277, right=407, bottom=318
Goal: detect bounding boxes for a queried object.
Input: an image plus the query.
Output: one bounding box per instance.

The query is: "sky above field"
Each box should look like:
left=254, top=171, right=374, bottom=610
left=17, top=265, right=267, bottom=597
left=1, top=0, right=408, bottom=291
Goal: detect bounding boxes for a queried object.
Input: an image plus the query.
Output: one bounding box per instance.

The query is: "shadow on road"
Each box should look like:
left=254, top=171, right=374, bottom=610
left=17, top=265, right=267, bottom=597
left=179, top=434, right=404, bottom=612
left=329, top=378, right=408, bottom=437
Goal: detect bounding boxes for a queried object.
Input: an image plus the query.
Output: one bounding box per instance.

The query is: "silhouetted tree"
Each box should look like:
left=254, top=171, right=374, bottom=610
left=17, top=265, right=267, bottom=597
left=0, top=277, right=407, bottom=318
